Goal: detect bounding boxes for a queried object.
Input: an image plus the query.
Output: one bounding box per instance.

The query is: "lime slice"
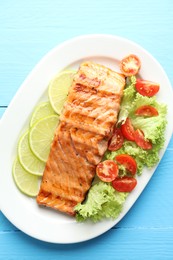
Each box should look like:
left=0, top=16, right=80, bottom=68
left=30, top=101, right=56, bottom=127
left=13, top=158, right=39, bottom=197
left=48, top=70, right=76, bottom=114
left=29, top=115, right=59, bottom=162
left=18, top=130, right=45, bottom=176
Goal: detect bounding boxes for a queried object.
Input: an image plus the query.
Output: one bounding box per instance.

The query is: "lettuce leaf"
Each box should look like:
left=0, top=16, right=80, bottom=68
left=117, top=76, right=136, bottom=124
left=75, top=182, right=128, bottom=222
left=129, top=93, right=167, bottom=143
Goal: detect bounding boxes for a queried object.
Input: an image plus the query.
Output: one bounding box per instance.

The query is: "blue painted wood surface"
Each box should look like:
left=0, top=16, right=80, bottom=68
left=0, top=1, right=173, bottom=259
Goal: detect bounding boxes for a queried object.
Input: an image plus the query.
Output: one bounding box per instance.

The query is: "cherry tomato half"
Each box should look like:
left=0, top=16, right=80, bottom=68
left=135, top=79, right=160, bottom=97
left=112, top=177, right=137, bottom=192
left=135, top=105, right=159, bottom=117
left=96, top=160, right=119, bottom=182
left=108, top=128, right=124, bottom=151
left=121, top=118, right=135, bottom=141
left=120, top=54, right=141, bottom=76
left=115, top=154, right=137, bottom=175
left=134, top=129, right=152, bottom=150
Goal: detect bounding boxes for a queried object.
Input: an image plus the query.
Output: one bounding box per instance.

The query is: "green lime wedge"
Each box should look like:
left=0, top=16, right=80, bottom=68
left=29, top=115, right=59, bottom=162
left=30, top=101, right=56, bottom=128
left=12, top=158, right=39, bottom=197
left=18, top=130, right=45, bottom=176
left=48, top=70, right=76, bottom=114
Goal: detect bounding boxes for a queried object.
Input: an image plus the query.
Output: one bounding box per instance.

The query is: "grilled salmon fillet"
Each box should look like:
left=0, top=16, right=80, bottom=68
left=36, top=61, right=125, bottom=216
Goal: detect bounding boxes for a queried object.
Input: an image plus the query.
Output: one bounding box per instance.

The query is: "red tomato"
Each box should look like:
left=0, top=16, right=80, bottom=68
left=121, top=118, right=135, bottom=141
left=96, top=160, right=119, bottom=182
left=115, top=154, right=137, bottom=175
left=108, top=128, right=124, bottom=151
left=112, top=177, right=137, bottom=192
left=135, top=79, right=160, bottom=97
left=120, top=54, right=141, bottom=76
left=134, top=129, right=152, bottom=150
left=135, top=105, right=159, bottom=117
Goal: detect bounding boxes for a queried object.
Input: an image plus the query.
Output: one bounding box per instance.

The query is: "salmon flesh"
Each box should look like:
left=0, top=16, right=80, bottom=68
left=36, top=61, right=125, bottom=216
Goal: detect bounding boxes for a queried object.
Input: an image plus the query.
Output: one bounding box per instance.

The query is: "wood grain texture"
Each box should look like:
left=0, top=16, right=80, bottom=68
left=0, top=0, right=173, bottom=259
left=0, top=229, right=173, bottom=259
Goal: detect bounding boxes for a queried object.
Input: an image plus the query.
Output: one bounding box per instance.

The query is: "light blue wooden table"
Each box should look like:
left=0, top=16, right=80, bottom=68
left=0, top=1, right=173, bottom=259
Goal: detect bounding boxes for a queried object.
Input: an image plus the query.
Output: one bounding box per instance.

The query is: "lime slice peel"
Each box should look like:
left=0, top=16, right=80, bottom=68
left=29, top=115, right=59, bottom=162
left=18, top=130, right=45, bottom=176
left=48, top=70, right=76, bottom=114
left=13, top=158, right=39, bottom=197
left=30, top=101, right=56, bottom=127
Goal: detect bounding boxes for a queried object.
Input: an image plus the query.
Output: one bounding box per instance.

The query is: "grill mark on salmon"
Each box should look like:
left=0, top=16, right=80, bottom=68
left=70, top=129, right=102, bottom=165
left=70, top=127, right=107, bottom=156
left=69, top=127, right=107, bottom=165
left=39, top=132, right=90, bottom=207
left=64, top=97, right=120, bottom=119
left=57, top=125, right=91, bottom=200
left=57, top=123, right=94, bottom=199
left=37, top=61, right=125, bottom=216
left=61, top=110, right=118, bottom=137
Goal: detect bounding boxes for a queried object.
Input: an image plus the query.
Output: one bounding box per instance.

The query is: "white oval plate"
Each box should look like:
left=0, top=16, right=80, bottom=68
left=0, top=34, right=173, bottom=244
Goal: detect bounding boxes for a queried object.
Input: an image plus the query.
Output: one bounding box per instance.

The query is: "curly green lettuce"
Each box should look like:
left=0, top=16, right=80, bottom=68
left=130, top=94, right=167, bottom=144
left=75, top=182, right=128, bottom=222
left=117, top=76, right=136, bottom=124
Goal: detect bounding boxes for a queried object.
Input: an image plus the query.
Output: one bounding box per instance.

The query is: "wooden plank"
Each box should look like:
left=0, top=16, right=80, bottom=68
left=0, top=228, right=173, bottom=259
left=1, top=1, right=172, bottom=30
left=0, top=212, right=18, bottom=231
